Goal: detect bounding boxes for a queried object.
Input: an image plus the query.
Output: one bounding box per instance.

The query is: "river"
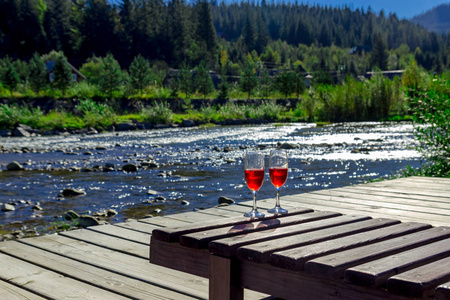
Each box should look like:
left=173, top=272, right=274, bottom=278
left=0, top=121, right=423, bottom=237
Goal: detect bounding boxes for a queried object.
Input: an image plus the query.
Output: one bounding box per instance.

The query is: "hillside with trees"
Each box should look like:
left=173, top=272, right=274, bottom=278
left=0, top=0, right=449, bottom=73
left=410, top=4, right=450, bottom=34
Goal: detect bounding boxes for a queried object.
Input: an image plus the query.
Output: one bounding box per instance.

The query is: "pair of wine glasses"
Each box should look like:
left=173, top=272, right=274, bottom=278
left=244, top=150, right=288, bottom=218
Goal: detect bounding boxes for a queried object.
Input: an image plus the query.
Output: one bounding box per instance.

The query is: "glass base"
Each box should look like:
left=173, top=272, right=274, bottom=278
left=244, top=209, right=265, bottom=218
left=267, top=206, right=289, bottom=215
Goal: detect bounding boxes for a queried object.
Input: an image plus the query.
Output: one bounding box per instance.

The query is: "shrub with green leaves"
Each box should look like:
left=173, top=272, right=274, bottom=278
left=0, top=104, right=43, bottom=129
left=408, top=75, right=450, bottom=177
left=141, top=102, right=174, bottom=124
left=76, top=99, right=117, bottom=128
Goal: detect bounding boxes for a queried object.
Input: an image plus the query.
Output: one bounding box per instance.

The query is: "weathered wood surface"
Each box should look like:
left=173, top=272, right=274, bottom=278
left=0, top=176, right=449, bottom=299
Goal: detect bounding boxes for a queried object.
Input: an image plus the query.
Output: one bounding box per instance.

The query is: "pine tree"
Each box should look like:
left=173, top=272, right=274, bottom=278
left=240, top=64, right=258, bottom=99
left=371, top=33, right=388, bottom=70
left=1, top=58, right=20, bottom=97
left=129, top=54, right=152, bottom=95
left=178, top=62, right=194, bottom=99
left=52, top=54, right=73, bottom=95
left=260, top=67, right=272, bottom=99
left=195, top=60, right=214, bottom=98
left=98, top=53, right=123, bottom=98
left=275, top=70, right=295, bottom=98
left=28, top=52, right=48, bottom=95
left=195, top=0, right=218, bottom=64
left=217, top=75, right=229, bottom=99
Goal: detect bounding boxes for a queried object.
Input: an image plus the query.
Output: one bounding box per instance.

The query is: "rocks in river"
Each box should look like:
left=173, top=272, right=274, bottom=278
left=279, top=142, right=298, bottom=150
left=155, top=196, right=166, bottom=202
left=1, top=203, right=15, bottom=211
left=115, top=123, right=138, bottom=131
left=32, top=204, right=43, bottom=211
left=13, top=126, right=31, bottom=137
left=106, top=209, right=118, bottom=217
left=62, top=188, right=86, bottom=197
left=6, top=161, right=24, bottom=171
left=122, top=163, right=138, bottom=172
left=78, top=215, right=101, bottom=227
left=181, top=119, right=196, bottom=127
left=218, top=196, right=235, bottom=205
left=181, top=200, right=190, bottom=205
left=147, top=189, right=159, bottom=195
left=0, top=129, right=11, bottom=137
left=140, top=161, right=159, bottom=169
left=153, top=208, right=162, bottom=213
left=63, top=210, right=80, bottom=221
left=225, top=159, right=236, bottom=163
left=83, top=151, right=94, bottom=155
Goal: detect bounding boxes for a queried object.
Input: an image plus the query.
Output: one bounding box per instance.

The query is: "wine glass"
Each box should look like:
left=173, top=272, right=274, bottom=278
left=267, top=150, right=289, bottom=215
left=243, top=151, right=265, bottom=218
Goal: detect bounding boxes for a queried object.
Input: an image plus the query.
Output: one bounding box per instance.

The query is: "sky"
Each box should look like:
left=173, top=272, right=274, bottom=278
left=295, top=0, right=450, bottom=19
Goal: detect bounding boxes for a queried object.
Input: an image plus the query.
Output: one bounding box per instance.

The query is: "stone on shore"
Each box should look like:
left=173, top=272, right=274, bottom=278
left=279, top=142, right=298, bottom=149
left=13, top=126, right=31, bottom=137
left=1, top=203, right=15, bottom=211
left=78, top=215, right=101, bottom=227
left=63, top=210, right=80, bottom=220
left=218, top=196, right=235, bottom=205
left=181, top=119, right=196, bottom=127
left=62, top=188, right=86, bottom=197
left=123, top=163, right=138, bottom=172
left=6, top=161, right=24, bottom=171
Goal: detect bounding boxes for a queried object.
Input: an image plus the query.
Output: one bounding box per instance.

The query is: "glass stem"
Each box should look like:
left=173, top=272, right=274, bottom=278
left=276, top=187, right=281, bottom=207
left=252, top=190, right=258, bottom=211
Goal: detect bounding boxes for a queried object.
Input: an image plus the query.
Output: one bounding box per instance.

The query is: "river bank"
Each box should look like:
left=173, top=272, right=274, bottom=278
left=0, top=122, right=422, bottom=241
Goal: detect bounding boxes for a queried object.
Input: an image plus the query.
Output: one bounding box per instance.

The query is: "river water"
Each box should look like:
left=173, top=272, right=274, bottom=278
left=0, top=122, right=423, bottom=236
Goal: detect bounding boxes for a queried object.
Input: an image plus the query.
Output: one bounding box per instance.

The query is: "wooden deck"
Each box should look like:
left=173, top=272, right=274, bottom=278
left=1, top=176, right=449, bottom=299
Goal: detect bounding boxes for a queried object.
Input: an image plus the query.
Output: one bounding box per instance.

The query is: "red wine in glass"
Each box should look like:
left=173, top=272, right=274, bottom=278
left=245, top=169, right=265, bottom=190
left=269, top=167, right=288, bottom=188
left=244, top=152, right=265, bottom=218
left=268, top=150, right=289, bottom=215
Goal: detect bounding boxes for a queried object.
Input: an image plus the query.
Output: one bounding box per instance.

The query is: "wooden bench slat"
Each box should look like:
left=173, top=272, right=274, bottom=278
left=151, top=207, right=313, bottom=243
left=436, top=281, right=450, bottom=300
left=0, top=241, right=199, bottom=300
left=87, top=224, right=151, bottom=245
left=0, top=278, right=47, bottom=300
left=304, top=227, right=450, bottom=279
left=387, top=256, right=450, bottom=298
left=181, top=211, right=342, bottom=249
left=271, top=222, right=432, bottom=271
left=140, top=216, right=193, bottom=227
left=0, top=253, right=129, bottom=300
left=116, top=220, right=163, bottom=233
left=345, top=238, right=450, bottom=288
left=20, top=235, right=209, bottom=299
left=237, top=218, right=400, bottom=263
left=209, top=214, right=366, bottom=257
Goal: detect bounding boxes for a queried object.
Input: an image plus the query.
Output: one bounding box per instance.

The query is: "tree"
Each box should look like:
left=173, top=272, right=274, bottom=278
left=52, top=54, right=72, bottom=95
left=371, top=33, right=388, bottom=70
left=43, top=0, right=73, bottom=55
left=260, top=67, right=272, bottom=99
left=293, top=69, right=306, bottom=99
left=195, top=60, right=214, bottom=98
left=28, top=52, right=48, bottom=95
left=178, top=62, right=194, bottom=99
left=275, top=70, right=295, bottom=98
left=195, top=0, right=218, bottom=65
left=98, top=53, right=123, bottom=98
left=217, top=75, right=229, bottom=99
left=1, top=57, right=20, bottom=97
left=240, top=64, right=258, bottom=99
left=129, top=54, right=152, bottom=95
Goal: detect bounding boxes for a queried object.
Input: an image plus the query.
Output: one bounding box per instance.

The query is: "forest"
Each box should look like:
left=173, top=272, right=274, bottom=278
left=0, top=0, right=449, bottom=73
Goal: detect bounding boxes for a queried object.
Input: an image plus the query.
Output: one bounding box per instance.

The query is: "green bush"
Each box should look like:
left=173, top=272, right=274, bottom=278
left=141, top=102, right=174, bottom=124
left=408, top=75, right=450, bottom=177
left=76, top=99, right=117, bottom=128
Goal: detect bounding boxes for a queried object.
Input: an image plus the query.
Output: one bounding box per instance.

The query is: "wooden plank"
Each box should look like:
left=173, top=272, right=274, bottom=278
left=271, top=222, right=431, bottom=271
left=181, top=211, right=341, bottom=250
left=164, top=210, right=230, bottom=223
left=332, top=186, right=450, bottom=206
left=345, top=238, right=450, bottom=288
left=0, top=253, right=129, bottom=299
left=195, top=207, right=245, bottom=218
left=238, top=260, right=405, bottom=300
left=237, top=218, right=399, bottom=263
left=152, top=207, right=313, bottom=243
left=60, top=228, right=149, bottom=259
left=150, top=238, right=210, bottom=278
left=436, top=281, right=450, bottom=300
left=20, top=235, right=209, bottom=299
left=209, top=255, right=243, bottom=300
left=140, top=216, right=193, bottom=227
left=387, top=256, right=450, bottom=298
left=282, top=194, right=450, bottom=225
left=88, top=224, right=151, bottom=245
left=209, top=213, right=366, bottom=257
left=369, top=178, right=450, bottom=192
left=0, top=241, right=198, bottom=300
left=0, top=279, right=46, bottom=300
left=305, top=227, right=450, bottom=279
left=116, top=220, right=163, bottom=234
left=352, top=182, right=450, bottom=198
left=310, top=188, right=450, bottom=211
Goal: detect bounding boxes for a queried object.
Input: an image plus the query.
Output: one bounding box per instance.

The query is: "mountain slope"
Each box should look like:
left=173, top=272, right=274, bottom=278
left=410, top=4, right=450, bottom=34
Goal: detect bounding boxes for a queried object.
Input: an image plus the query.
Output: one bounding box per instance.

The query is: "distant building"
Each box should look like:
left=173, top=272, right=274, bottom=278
left=305, top=74, right=313, bottom=88
left=364, top=70, right=405, bottom=80
left=349, top=45, right=372, bottom=55
left=45, top=61, right=86, bottom=83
